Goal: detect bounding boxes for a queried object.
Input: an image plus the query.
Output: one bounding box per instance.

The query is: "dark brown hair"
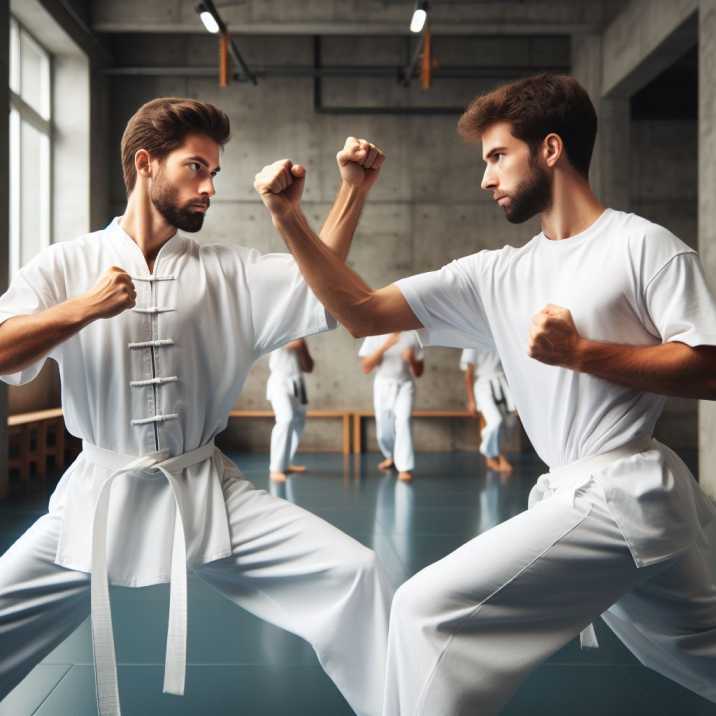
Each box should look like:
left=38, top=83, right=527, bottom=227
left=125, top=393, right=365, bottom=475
left=121, top=97, right=231, bottom=195
left=458, top=74, right=597, bottom=178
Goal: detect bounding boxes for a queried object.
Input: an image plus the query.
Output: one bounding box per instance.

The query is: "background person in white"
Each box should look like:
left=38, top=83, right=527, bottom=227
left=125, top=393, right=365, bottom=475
left=0, top=98, right=391, bottom=716
left=461, top=347, right=516, bottom=472
left=359, top=332, right=424, bottom=481
left=267, top=338, right=313, bottom=482
left=254, top=73, right=716, bottom=716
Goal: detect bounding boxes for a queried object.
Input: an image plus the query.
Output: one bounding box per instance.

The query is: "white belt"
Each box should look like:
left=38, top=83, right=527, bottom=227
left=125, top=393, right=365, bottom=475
left=84, top=440, right=217, bottom=716
left=531, top=434, right=655, bottom=650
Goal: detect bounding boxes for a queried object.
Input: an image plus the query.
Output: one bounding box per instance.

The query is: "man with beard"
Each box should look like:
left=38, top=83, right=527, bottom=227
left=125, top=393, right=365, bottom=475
left=253, top=74, right=716, bottom=715
left=0, top=98, right=391, bottom=716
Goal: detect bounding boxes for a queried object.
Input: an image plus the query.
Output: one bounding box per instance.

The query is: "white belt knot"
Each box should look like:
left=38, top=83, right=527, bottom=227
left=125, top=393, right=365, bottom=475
left=84, top=440, right=216, bottom=716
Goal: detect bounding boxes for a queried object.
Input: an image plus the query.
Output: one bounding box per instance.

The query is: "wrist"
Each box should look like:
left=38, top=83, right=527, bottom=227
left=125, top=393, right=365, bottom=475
left=271, top=204, right=304, bottom=227
left=62, top=296, right=96, bottom=329
left=570, top=337, right=592, bottom=372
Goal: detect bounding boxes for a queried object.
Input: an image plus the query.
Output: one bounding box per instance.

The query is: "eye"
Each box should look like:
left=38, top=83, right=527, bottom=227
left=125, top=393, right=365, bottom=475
left=187, top=161, right=201, bottom=173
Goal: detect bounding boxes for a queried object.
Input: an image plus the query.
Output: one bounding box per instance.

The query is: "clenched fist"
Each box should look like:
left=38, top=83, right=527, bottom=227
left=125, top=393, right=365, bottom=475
left=254, top=159, right=306, bottom=218
left=527, top=304, right=583, bottom=368
left=336, top=137, right=385, bottom=191
left=82, top=267, right=136, bottom=320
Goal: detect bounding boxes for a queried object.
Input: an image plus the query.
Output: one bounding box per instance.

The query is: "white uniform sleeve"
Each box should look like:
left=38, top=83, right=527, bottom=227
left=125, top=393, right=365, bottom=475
left=0, top=246, right=64, bottom=385
left=358, top=336, right=380, bottom=358
left=395, top=254, right=496, bottom=350
left=244, top=250, right=337, bottom=356
left=643, top=252, right=716, bottom=347
left=459, top=348, right=477, bottom=371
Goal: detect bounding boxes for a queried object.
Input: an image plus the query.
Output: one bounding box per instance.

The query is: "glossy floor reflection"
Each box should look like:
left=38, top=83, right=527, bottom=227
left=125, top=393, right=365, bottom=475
left=1, top=448, right=713, bottom=715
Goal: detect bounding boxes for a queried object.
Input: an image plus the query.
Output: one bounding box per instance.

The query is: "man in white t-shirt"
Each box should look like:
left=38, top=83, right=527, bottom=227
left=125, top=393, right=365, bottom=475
left=255, top=73, right=716, bottom=715
left=460, top=348, right=516, bottom=472
left=0, top=99, right=391, bottom=716
left=267, top=338, right=314, bottom=482
left=359, top=332, right=424, bottom=481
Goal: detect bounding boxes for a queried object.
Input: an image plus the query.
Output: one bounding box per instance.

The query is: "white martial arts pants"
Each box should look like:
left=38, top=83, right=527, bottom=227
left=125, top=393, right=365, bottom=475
left=268, top=376, right=307, bottom=473
left=373, top=378, right=415, bottom=473
left=0, top=475, right=392, bottom=716
left=383, top=447, right=716, bottom=715
left=475, top=376, right=512, bottom=459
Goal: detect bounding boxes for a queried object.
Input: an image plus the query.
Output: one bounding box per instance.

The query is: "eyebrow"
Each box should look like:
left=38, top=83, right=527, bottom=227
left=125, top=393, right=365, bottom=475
left=484, top=147, right=507, bottom=161
left=186, top=155, right=221, bottom=174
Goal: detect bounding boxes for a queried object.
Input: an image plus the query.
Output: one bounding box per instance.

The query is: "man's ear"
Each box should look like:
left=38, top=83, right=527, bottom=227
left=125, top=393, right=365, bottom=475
left=134, top=148, right=152, bottom=181
left=543, top=133, right=563, bottom=169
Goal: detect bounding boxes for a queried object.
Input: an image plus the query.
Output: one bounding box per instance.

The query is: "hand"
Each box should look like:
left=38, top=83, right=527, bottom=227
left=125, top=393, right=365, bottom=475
left=528, top=304, right=583, bottom=368
left=401, top=347, right=414, bottom=363
left=254, top=159, right=306, bottom=218
left=467, top=399, right=478, bottom=416
left=81, top=267, right=136, bottom=320
left=336, top=137, right=385, bottom=191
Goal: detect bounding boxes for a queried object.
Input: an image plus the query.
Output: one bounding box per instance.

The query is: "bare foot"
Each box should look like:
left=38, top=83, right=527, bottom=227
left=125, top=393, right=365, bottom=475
left=497, top=455, right=513, bottom=473
left=378, top=458, right=395, bottom=471
left=270, top=471, right=288, bottom=483
left=287, top=464, right=306, bottom=473
left=397, top=471, right=413, bottom=482
left=485, top=457, right=502, bottom=471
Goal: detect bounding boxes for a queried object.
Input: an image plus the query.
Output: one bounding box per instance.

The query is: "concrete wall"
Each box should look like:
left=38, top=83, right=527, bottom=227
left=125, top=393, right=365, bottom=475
left=106, top=33, right=558, bottom=452
left=631, top=118, right=699, bottom=448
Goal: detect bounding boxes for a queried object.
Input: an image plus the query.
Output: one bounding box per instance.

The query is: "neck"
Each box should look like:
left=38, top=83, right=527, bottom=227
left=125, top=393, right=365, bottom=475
left=540, top=171, right=605, bottom=241
left=119, top=185, right=177, bottom=270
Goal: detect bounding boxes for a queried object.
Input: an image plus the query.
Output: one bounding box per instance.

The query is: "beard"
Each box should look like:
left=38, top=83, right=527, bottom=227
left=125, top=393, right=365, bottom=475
left=501, top=158, right=552, bottom=224
left=151, top=170, right=207, bottom=233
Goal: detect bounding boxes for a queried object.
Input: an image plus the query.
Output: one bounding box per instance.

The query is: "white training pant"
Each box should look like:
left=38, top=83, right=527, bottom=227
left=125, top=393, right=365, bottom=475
left=0, top=475, right=392, bottom=716
left=475, top=375, right=514, bottom=459
left=268, top=376, right=307, bottom=473
left=373, top=378, right=415, bottom=472
left=383, top=469, right=716, bottom=715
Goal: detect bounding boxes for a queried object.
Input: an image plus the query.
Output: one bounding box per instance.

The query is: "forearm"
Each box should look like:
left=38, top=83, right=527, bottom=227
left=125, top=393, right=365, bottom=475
left=465, top=370, right=476, bottom=405
left=273, top=208, right=383, bottom=336
left=573, top=339, right=716, bottom=400
left=319, top=182, right=369, bottom=261
left=0, top=298, right=91, bottom=374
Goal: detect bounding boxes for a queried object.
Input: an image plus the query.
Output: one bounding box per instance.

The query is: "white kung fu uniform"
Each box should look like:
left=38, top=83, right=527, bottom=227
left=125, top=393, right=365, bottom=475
left=460, top=348, right=515, bottom=459
left=359, top=333, right=423, bottom=472
left=0, top=219, right=391, bottom=716
left=386, top=209, right=716, bottom=715
left=266, top=346, right=307, bottom=473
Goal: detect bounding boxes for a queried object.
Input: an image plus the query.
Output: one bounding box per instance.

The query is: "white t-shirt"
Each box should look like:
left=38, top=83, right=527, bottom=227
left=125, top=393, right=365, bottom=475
left=398, top=209, right=716, bottom=469
left=359, top=332, right=424, bottom=382
left=0, top=218, right=334, bottom=584
left=459, top=348, right=504, bottom=381
left=269, top=345, right=302, bottom=379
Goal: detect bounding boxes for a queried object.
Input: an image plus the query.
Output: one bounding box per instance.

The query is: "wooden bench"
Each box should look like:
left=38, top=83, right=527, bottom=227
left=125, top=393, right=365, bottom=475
left=352, top=409, right=483, bottom=454
left=7, top=408, right=66, bottom=486
left=229, top=409, right=353, bottom=455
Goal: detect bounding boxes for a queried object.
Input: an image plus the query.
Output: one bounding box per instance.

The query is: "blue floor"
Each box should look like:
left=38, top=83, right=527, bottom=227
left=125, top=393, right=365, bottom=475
left=0, top=448, right=713, bottom=715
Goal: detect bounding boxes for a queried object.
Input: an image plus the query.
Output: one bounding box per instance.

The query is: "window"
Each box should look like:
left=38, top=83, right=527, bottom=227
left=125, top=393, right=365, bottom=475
left=9, top=16, right=52, bottom=277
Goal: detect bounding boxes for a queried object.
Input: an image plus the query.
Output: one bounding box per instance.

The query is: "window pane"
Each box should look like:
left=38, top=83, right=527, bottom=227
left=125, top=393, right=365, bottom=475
left=9, top=108, right=21, bottom=276
left=19, top=28, right=50, bottom=119
left=9, top=17, right=19, bottom=94
left=20, top=120, right=50, bottom=267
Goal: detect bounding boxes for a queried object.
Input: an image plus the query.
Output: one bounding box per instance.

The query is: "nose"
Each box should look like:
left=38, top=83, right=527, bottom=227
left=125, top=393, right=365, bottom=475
left=481, top=165, right=496, bottom=192
left=200, top=176, right=216, bottom=198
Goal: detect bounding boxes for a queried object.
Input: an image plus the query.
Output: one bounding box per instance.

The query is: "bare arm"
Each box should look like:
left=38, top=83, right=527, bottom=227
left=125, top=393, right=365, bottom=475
left=287, top=339, right=314, bottom=373
left=464, top=363, right=477, bottom=413
left=318, top=137, right=385, bottom=261
left=253, top=160, right=421, bottom=338
left=0, top=267, right=136, bottom=375
left=529, top=304, right=716, bottom=400
left=403, top=347, right=424, bottom=378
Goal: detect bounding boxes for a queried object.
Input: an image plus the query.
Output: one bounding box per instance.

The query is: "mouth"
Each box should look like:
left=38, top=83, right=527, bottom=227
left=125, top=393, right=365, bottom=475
left=495, top=195, right=509, bottom=206
left=190, top=203, right=210, bottom=213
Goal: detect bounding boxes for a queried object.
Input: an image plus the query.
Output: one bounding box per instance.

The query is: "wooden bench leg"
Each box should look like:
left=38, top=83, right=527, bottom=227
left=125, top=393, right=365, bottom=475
left=35, top=421, right=49, bottom=481
left=352, top=414, right=363, bottom=455
left=342, top=414, right=350, bottom=455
